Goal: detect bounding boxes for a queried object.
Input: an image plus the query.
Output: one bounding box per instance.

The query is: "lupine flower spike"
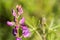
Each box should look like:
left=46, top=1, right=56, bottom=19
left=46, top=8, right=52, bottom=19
left=7, top=5, right=30, bottom=40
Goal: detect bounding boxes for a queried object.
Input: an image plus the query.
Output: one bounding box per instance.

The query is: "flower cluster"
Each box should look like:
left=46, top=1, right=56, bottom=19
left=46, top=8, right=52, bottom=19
left=7, top=5, right=30, bottom=40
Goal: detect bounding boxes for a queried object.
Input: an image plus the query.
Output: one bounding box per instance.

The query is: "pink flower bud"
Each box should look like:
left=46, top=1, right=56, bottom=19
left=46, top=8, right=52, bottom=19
left=19, top=17, right=25, bottom=25
left=12, top=9, right=17, bottom=16
left=16, top=5, right=23, bottom=15
left=7, top=21, right=15, bottom=26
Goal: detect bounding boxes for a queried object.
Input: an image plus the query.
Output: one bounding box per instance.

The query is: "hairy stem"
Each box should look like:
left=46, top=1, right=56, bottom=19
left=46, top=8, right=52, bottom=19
left=15, top=16, right=19, bottom=37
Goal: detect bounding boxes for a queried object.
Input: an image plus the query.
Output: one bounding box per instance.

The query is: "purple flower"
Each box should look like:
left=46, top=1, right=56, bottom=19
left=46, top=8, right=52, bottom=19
left=7, top=21, right=15, bottom=26
left=23, top=30, right=30, bottom=38
left=12, top=9, right=17, bottom=16
left=7, top=5, right=30, bottom=40
left=16, top=5, right=23, bottom=15
left=12, top=27, right=17, bottom=36
left=19, top=17, right=25, bottom=25
left=16, top=37, right=22, bottom=40
left=22, top=26, right=30, bottom=38
left=15, top=26, right=19, bottom=29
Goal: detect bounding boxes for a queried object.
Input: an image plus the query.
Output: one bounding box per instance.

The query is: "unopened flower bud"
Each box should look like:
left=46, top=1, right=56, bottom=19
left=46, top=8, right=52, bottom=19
left=19, top=17, right=25, bottom=25
left=12, top=9, right=17, bottom=16
left=16, top=5, right=23, bottom=15
left=7, top=21, right=15, bottom=26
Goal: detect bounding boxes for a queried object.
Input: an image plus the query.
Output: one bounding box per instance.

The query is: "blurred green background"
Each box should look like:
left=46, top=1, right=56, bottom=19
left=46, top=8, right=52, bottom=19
left=0, top=0, right=60, bottom=40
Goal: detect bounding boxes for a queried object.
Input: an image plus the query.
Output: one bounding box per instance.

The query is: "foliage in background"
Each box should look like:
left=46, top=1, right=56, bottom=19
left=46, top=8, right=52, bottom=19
left=0, top=0, right=60, bottom=40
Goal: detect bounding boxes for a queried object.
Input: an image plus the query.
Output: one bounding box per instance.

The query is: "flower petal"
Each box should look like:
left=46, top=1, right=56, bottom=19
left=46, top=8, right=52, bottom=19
left=16, top=37, right=22, bottom=40
left=22, top=26, right=30, bottom=38
left=19, top=17, right=25, bottom=25
left=7, top=21, right=15, bottom=26
left=12, top=9, right=17, bottom=16
left=22, top=26, right=28, bottom=30
left=15, top=25, right=19, bottom=29
left=12, top=28, right=17, bottom=36
left=23, top=31, right=30, bottom=38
